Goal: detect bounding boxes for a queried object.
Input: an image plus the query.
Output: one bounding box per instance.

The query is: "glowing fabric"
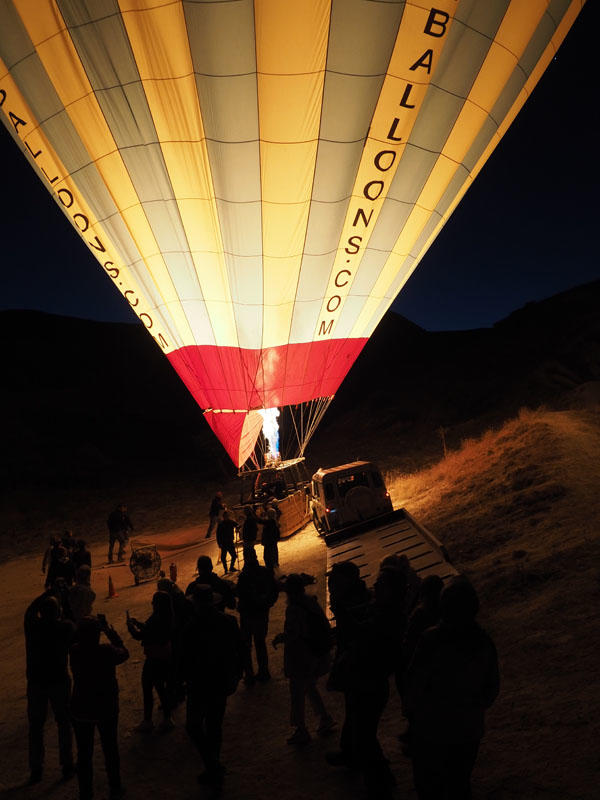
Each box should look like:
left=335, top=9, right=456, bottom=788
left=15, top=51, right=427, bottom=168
left=0, top=0, right=584, bottom=465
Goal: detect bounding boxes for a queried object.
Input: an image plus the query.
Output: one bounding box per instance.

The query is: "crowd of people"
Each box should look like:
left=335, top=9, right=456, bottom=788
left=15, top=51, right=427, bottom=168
left=205, top=493, right=282, bottom=574
left=24, top=500, right=499, bottom=800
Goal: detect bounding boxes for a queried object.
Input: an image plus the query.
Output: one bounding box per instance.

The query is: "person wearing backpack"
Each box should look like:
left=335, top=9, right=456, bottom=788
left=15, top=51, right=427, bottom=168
left=272, top=573, right=335, bottom=745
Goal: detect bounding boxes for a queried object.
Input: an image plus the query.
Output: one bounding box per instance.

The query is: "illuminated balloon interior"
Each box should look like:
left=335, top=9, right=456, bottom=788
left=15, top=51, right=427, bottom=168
left=259, top=408, right=281, bottom=465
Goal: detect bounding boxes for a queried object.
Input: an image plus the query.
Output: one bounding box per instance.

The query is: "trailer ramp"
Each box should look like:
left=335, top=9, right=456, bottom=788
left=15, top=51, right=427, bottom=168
left=325, top=508, right=457, bottom=590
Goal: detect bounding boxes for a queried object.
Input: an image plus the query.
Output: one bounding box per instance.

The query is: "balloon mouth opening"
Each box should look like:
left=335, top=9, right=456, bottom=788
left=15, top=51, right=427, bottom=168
left=258, top=407, right=281, bottom=465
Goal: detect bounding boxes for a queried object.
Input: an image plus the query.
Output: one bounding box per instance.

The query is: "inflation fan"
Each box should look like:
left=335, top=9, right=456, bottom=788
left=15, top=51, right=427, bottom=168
left=129, top=542, right=161, bottom=587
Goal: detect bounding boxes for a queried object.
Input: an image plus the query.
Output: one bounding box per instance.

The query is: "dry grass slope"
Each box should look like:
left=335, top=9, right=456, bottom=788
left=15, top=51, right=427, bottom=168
left=386, top=407, right=600, bottom=798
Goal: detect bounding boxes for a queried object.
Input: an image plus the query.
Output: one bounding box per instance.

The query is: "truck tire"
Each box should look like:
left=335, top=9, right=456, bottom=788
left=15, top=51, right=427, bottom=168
left=312, top=510, right=325, bottom=533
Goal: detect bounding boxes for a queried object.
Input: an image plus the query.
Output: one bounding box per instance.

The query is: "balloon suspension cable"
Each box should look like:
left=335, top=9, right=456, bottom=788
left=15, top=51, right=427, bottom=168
left=300, top=396, right=334, bottom=455
left=245, top=395, right=334, bottom=469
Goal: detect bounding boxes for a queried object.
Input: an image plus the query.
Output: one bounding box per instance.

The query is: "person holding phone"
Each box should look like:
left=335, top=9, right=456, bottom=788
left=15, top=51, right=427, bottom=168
left=126, top=592, right=174, bottom=734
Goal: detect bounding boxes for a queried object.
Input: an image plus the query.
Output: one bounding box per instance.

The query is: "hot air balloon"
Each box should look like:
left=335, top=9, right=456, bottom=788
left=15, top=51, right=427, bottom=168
left=0, top=0, right=585, bottom=468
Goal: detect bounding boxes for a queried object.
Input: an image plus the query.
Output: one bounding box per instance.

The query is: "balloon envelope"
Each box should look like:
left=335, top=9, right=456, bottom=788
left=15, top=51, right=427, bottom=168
left=0, top=0, right=584, bottom=465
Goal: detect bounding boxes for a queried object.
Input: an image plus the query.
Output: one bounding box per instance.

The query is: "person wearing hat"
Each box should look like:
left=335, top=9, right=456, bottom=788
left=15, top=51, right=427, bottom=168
left=272, top=574, right=335, bottom=745
left=180, top=583, right=243, bottom=789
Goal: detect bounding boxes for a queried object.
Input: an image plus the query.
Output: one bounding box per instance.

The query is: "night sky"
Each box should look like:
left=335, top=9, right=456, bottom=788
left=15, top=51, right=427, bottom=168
left=1, top=2, right=597, bottom=332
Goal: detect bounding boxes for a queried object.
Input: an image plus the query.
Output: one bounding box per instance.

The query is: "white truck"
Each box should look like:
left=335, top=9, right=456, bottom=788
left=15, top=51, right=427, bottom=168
left=310, top=460, right=393, bottom=535
left=309, top=460, right=457, bottom=586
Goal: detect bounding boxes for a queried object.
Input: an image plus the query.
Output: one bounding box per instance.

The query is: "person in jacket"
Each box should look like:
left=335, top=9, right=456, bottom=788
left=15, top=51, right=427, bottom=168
left=257, top=508, right=280, bottom=571
left=235, top=548, right=279, bottom=684
left=241, top=505, right=259, bottom=558
left=180, top=583, right=243, bottom=790
left=127, top=591, right=174, bottom=733
left=327, top=562, right=400, bottom=798
left=41, top=536, right=62, bottom=585
left=205, top=491, right=224, bottom=538
left=106, top=504, right=133, bottom=563
left=24, top=593, right=75, bottom=784
left=156, top=577, right=192, bottom=706
left=272, top=574, right=334, bottom=745
left=185, top=555, right=236, bottom=612
left=67, top=565, right=96, bottom=624
left=45, top=545, right=76, bottom=589
left=70, top=615, right=129, bottom=800
left=72, top=539, right=92, bottom=571
left=216, top=510, right=238, bottom=574
left=61, top=529, right=76, bottom=554
left=397, top=573, right=444, bottom=751
left=403, top=576, right=500, bottom=800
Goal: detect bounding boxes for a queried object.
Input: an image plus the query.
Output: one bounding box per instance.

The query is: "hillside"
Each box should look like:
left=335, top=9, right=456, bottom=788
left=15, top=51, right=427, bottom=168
left=387, top=406, right=600, bottom=797
left=314, top=279, right=600, bottom=469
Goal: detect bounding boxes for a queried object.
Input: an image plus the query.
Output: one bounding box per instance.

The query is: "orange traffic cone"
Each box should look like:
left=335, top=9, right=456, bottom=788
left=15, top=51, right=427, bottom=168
left=107, top=574, right=118, bottom=599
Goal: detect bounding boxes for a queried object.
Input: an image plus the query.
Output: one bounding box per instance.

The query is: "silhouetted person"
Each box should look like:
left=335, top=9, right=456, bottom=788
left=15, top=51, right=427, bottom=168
left=373, top=564, right=408, bottom=679
left=180, top=584, right=243, bottom=789
left=205, top=491, right=224, bottom=538
left=398, top=574, right=444, bottom=749
left=381, top=554, right=422, bottom=616
left=157, top=577, right=192, bottom=705
left=272, top=574, right=334, bottom=745
left=241, top=505, right=258, bottom=557
left=72, top=539, right=92, bottom=571
left=404, top=577, right=500, bottom=800
left=24, top=593, right=75, bottom=784
left=327, top=560, right=371, bottom=655
left=42, top=536, right=62, bottom=587
left=257, top=508, right=280, bottom=571
left=107, top=504, right=133, bottom=563
left=185, top=555, right=236, bottom=612
left=235, top=548, right=279, bottom=684
left=127, top=591, right=174, bottom=733
left=403, top=574, right=444, bottom=673
left=61, top=529, right=76, bottom=553
left=327, top=560, right=397, bottom=797
left=46, top=545, right=76, bottom=589
left=67, top=565, right=96, bottom=624
left=216, top=510, right=238, bottom=573
left=157, top=577, right=190, bottom=619
left=70, top=615, right=129, bottom=800
left=329, top=566, right=400, bottom=798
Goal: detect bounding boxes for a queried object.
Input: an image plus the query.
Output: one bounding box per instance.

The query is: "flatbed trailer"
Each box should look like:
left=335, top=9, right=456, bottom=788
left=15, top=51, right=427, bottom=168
left=325, top=508, right=457, bottom=602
